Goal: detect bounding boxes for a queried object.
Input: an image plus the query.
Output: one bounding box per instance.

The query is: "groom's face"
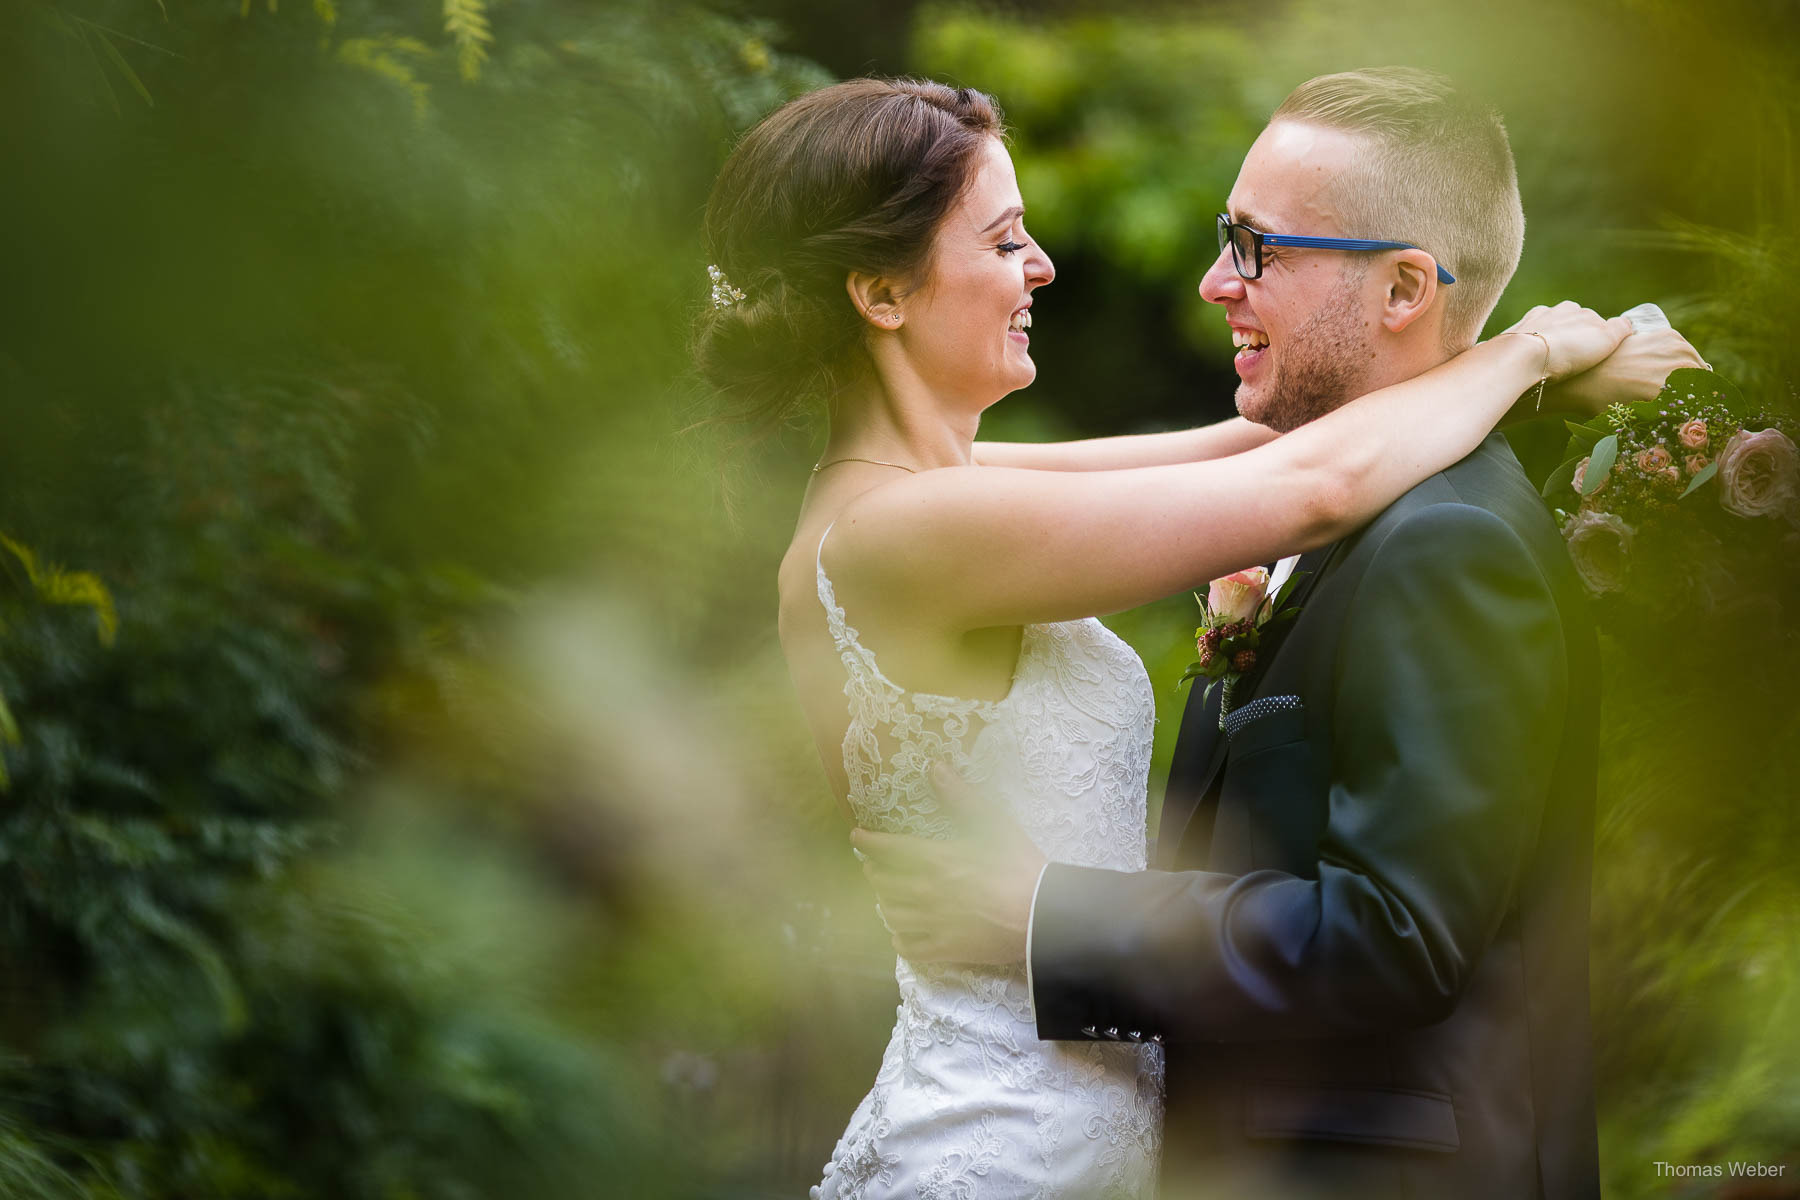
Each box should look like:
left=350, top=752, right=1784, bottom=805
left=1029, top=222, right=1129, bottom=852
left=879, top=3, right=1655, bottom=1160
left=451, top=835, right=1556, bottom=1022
left=1200, top=122, right=1383, bottom=432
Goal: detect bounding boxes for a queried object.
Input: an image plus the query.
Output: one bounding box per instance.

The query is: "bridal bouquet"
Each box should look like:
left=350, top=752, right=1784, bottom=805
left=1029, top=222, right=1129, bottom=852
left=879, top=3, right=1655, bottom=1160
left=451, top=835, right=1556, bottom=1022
left=1546, top=367, right=1799, bottom=621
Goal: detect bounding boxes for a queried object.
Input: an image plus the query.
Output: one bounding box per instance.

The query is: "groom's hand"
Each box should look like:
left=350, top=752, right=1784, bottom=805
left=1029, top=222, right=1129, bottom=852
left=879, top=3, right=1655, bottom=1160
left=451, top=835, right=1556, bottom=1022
left=851, top=763, right=1048, bottom=966
left=1544, top=327, right=1706, bottom=417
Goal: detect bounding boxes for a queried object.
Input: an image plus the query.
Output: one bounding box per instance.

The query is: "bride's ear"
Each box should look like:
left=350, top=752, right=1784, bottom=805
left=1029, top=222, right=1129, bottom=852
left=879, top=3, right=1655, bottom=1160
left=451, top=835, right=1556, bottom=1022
left=847, top=271, right=905, bottom=331
left=1381, top=249, right=1439, bottom=334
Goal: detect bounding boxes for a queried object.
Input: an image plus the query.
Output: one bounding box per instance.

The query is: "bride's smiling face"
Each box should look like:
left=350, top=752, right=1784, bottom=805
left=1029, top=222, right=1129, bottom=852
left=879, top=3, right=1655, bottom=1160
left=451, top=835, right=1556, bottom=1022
left=891, top=138, right=1054, bottom=408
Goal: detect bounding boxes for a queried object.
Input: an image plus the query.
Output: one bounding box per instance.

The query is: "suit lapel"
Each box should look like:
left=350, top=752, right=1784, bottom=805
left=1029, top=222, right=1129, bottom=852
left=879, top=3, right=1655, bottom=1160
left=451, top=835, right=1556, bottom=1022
left=1156, top=680, right=1226, bottom=865
left=1155, top=540, right=1344, bottom=866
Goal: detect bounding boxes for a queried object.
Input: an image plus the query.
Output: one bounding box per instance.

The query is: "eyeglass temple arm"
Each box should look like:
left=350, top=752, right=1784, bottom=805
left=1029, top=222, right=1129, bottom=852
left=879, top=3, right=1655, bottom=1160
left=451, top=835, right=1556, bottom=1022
left=1259, top=233, right=1456, bottom=284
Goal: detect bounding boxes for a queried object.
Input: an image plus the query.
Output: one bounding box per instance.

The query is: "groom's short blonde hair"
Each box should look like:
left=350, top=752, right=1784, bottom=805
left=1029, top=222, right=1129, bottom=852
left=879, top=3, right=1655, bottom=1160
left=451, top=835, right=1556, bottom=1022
left=1273, top=67, right=1525, bottom=352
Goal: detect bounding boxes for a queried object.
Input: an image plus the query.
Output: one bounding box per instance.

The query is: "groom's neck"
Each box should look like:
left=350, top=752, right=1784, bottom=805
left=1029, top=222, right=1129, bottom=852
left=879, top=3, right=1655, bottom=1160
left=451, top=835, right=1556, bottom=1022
left=1366, top=332, right=1459, bottom=397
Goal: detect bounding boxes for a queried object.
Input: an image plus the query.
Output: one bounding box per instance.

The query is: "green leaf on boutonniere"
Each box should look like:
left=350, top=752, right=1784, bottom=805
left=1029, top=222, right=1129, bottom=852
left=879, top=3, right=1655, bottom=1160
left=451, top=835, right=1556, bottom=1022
left=1261, top=607, right=1302, bottom=632
left=1266, top=569, right=1308, bottom=615
left=1582, top=434, right=1619, bottom=495
left=1202, top=677, right=1223, bottom=708
left=1679, top=459, right=1719, bottom=498
left=1541, top=456, right=1580, bottom=500
left=1178, top=662, right=1206, bottom=688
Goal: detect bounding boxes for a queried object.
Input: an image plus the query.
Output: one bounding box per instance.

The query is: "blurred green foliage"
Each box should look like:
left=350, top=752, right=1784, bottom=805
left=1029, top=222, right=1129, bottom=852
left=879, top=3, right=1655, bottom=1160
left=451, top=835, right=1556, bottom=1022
left=0, top=0, right=1794, bottom=1195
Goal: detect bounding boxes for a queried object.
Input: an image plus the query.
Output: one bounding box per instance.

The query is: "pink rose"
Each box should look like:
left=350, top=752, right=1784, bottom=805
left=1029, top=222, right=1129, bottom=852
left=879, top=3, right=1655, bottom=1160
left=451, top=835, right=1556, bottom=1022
left=1207, top=566, right=1268, bottom=625
left=1635, top=444, right=1672, bottom=473
left=1717, top=427, right=1799, bottom=518
left=1571, top=456, right=1603, bottom=495
left=1685, top=453, right=1710, bottom=475
left=1563, top=509, right=1635, bottom=595
left=1679, top=419, right=1709, bottom=449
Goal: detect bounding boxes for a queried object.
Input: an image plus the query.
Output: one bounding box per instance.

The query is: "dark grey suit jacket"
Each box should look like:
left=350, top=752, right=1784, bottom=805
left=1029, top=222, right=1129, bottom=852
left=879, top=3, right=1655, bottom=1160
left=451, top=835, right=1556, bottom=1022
left=1030, top=433, right=1601, bottom=1199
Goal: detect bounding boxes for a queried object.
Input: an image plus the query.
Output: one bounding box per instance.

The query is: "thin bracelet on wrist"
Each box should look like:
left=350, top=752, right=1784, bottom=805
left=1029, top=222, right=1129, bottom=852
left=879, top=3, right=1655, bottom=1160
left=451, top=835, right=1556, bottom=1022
left=1496, top=329, right=1552, bottom=412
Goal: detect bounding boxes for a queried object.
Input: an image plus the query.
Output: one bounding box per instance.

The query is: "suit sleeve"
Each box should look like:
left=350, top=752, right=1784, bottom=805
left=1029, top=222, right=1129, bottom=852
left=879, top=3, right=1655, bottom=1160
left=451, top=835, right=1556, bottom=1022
left=1030, top=503, right=1570, bottom=1041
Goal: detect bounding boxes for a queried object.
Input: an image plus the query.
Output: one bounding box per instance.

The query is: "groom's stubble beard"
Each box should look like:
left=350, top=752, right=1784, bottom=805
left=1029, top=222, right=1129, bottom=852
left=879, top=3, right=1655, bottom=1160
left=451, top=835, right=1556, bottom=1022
left=1238, top=266, right=1375, bottom=434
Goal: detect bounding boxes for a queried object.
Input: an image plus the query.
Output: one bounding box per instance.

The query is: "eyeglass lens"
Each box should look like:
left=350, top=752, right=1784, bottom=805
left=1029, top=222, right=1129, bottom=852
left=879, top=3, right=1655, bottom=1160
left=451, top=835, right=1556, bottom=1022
left=1217, top=216, right=1258, bottom=279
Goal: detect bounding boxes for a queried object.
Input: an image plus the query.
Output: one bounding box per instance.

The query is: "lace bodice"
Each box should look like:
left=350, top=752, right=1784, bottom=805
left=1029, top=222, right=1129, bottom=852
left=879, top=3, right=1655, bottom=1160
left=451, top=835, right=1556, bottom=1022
left=811, top=525, right=1163, bottom=1198
left=817, top=527, right=1156, bottom=868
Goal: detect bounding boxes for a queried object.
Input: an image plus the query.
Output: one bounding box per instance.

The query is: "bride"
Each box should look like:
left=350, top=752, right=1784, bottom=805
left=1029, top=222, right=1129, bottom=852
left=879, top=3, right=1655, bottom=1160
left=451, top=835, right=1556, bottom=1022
left=696, top=77, right=1673, bottom=1198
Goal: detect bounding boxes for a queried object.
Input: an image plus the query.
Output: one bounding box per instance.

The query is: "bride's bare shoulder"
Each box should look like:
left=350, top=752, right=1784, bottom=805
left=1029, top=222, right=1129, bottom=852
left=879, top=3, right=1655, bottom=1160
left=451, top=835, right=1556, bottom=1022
left=814, top=468, right=987, bottom=569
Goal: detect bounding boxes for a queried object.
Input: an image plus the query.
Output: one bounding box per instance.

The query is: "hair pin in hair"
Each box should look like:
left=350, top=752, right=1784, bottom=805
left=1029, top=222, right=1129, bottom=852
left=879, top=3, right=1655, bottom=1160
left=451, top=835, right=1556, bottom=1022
left=708, top=264, right=747, bottom=309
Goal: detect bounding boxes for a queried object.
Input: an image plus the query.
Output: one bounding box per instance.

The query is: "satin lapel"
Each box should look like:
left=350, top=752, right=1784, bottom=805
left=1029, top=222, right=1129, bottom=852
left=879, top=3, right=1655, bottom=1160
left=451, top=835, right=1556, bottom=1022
left=1155, top=540, right=1344, bottom=867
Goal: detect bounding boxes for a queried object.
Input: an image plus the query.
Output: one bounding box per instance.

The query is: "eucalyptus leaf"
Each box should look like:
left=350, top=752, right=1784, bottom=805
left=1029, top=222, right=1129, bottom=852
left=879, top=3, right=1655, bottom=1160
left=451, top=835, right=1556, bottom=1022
left=1542, top=457, right=1580, bottom=499
left=1583, top=434, right=1619, bottom=495
left=1680, top=459, right=1719, bottom=498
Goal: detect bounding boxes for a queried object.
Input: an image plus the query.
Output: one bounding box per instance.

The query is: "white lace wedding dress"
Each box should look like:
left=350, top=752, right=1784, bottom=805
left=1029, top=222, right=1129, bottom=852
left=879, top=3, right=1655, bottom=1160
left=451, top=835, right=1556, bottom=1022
left=811, top=527, right=1164, bottom=1199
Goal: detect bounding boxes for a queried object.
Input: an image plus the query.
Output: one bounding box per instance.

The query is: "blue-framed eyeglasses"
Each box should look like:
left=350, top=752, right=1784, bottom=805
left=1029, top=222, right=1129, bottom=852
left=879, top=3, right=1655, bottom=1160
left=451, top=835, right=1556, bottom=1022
left=1217, top=213, right=1455, bottom=285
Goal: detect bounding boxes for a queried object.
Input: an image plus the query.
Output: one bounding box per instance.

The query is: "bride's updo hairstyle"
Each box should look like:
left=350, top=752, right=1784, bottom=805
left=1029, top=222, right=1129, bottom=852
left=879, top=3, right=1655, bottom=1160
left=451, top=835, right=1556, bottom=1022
left=695, top=79, right=1004, bottom=432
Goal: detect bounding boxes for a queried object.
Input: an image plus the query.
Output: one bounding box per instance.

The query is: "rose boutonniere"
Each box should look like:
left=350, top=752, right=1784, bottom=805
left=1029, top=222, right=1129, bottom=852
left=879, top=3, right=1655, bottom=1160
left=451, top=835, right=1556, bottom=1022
left=1179, top=558, right=1307, bottom=726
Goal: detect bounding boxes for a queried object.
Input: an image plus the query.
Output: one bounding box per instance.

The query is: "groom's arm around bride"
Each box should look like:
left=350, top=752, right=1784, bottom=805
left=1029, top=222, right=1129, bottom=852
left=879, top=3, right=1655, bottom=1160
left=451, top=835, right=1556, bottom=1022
left=1031, top=432, right=1602, bottom=1199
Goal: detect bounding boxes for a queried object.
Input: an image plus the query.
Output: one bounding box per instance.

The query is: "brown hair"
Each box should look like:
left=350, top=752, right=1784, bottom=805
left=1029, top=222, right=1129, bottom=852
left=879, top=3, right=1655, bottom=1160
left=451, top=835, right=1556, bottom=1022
left=1272, top=67, right=1525, bottom=351
left=694, top=78, right=1004, bottom=433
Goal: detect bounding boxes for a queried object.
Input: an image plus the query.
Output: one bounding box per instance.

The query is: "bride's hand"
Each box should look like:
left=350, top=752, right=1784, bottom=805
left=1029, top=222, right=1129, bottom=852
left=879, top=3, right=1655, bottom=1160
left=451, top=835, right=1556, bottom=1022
left=1497, top=301, right=1635, bottom=386
left=1539, top=327, right=1708, bottom=418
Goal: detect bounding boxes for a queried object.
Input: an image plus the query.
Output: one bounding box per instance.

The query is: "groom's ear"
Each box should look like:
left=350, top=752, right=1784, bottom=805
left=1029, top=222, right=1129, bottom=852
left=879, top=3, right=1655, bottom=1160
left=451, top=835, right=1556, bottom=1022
left=1379, top=249, right=1439, bottom=334
left=846, top=271, right=905, bottom=330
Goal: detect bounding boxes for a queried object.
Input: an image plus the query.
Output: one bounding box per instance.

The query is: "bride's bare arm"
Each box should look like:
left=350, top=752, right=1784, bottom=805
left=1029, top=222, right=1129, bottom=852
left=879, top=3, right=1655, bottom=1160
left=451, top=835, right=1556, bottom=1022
left=830, top=307, right=1630, bottom=629
left=972, top=418, right=1279, bottom=471
left=971, top=326, right=1701, bottom=473
left=972, top=326, right=1702, bottom=473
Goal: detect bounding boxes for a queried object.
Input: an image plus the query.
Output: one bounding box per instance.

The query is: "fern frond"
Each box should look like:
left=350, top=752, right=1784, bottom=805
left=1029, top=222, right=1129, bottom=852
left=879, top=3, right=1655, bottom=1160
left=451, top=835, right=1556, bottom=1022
left=337, top=36, right=431, bottom=120
left=0, top=534, right=117, bottom=645
left=443, top=0, right=493, bottom=82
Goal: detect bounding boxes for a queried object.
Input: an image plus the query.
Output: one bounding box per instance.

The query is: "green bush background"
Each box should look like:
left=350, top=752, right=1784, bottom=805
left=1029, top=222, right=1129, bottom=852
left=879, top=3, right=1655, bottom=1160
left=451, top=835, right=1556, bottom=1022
left=1, top=1, right=1794, bottom=1195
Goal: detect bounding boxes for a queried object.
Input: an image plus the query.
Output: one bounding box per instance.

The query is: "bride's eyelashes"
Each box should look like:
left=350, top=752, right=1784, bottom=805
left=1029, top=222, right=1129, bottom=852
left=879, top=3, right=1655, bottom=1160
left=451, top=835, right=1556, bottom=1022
left=996, top=240, right=1028, bottom=256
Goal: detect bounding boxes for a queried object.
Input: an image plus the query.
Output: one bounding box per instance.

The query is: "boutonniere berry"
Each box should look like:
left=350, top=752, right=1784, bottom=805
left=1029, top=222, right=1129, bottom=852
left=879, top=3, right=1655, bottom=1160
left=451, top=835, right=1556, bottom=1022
left=1180, top=558, right=1307, bottom=725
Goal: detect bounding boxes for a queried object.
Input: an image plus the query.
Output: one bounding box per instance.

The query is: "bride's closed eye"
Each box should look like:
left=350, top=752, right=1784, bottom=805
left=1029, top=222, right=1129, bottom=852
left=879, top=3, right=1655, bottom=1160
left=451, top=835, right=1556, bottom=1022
left=996, top=240, right=1028, bottom=256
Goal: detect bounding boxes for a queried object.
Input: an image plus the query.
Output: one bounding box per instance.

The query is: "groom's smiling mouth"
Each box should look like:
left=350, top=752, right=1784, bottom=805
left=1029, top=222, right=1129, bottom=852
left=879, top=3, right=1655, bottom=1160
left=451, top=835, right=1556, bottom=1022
left=1230, top=323, right=1269, bottom=375
left=1231, top=326, right=1269, bottom=354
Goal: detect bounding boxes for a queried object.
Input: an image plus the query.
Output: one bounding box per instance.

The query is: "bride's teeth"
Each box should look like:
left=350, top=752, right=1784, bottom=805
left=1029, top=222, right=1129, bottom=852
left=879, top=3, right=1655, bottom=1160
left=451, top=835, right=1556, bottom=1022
left=1009, top=310, right=1032, bottom=332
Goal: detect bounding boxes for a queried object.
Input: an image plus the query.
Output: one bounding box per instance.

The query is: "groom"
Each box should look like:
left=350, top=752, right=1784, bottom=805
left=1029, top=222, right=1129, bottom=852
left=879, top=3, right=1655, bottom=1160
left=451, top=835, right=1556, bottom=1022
left=856, top=68, right=1646, bottom=1198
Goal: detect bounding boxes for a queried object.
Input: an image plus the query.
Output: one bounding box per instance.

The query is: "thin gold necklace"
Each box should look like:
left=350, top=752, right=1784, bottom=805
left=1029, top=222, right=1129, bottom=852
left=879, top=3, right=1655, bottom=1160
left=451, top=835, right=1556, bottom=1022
left=811, top=456, right=919, bottom=475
